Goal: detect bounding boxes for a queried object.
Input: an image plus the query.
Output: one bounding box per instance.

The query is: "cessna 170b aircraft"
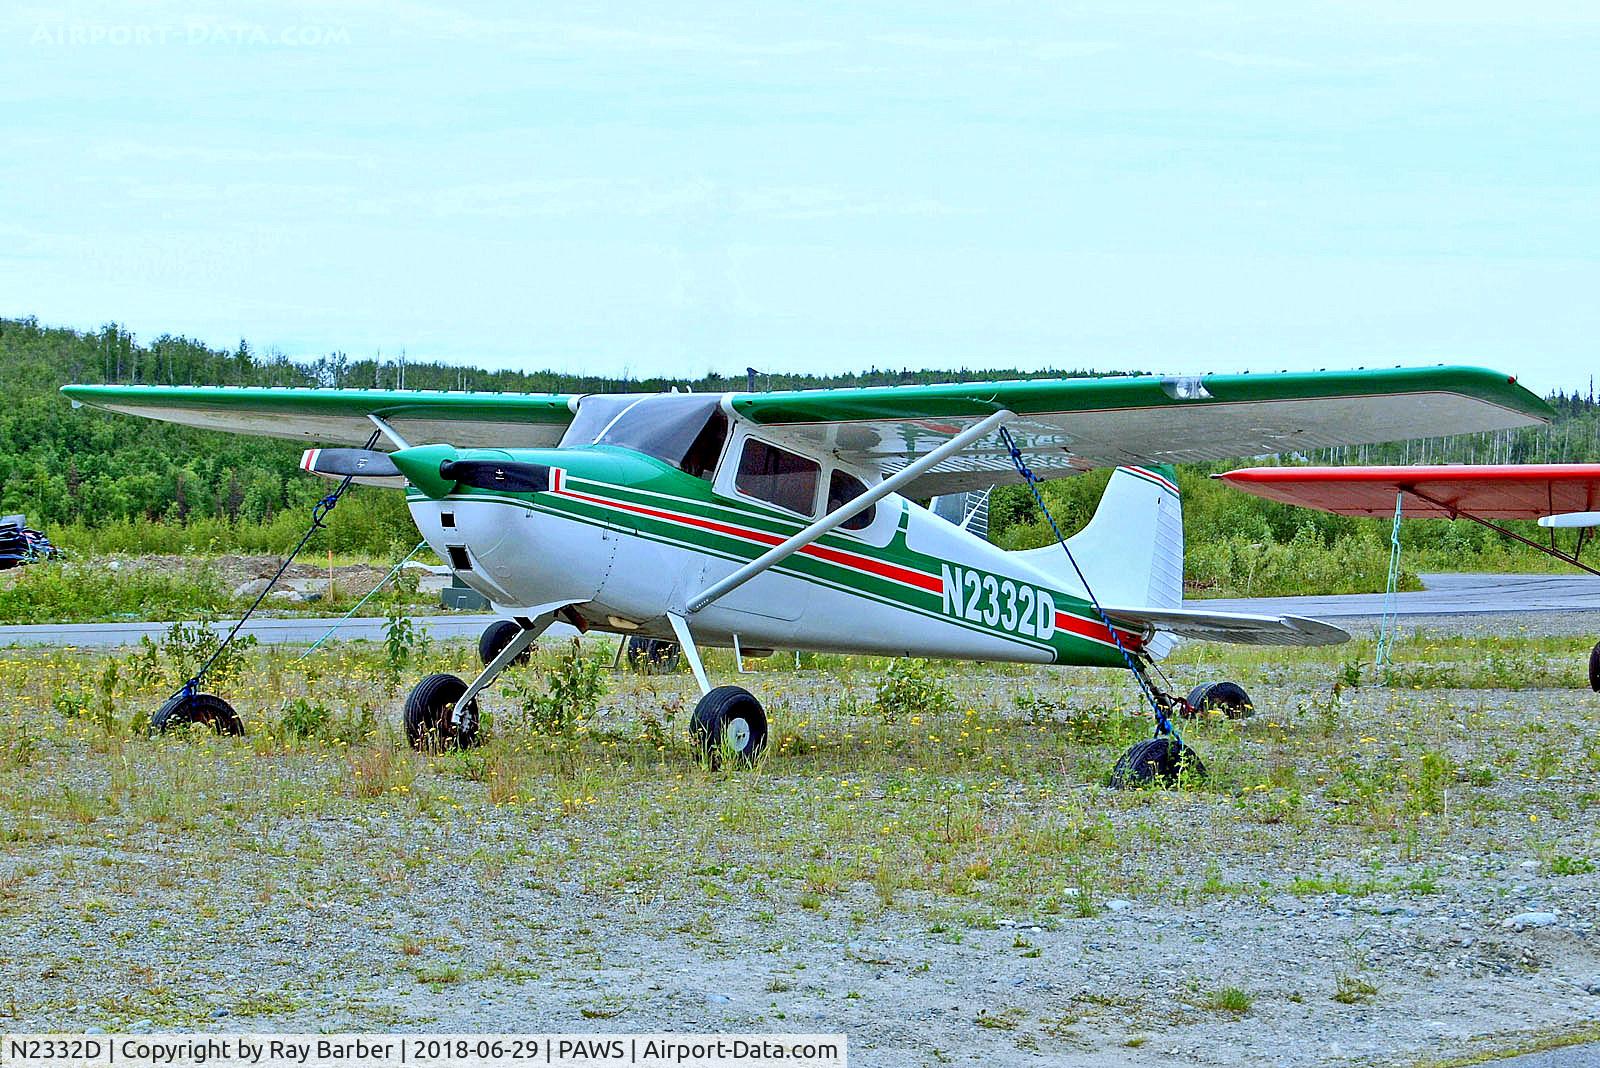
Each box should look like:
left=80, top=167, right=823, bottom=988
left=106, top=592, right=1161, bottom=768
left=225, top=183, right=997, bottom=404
left=62, top=365, right=1550, bottom=780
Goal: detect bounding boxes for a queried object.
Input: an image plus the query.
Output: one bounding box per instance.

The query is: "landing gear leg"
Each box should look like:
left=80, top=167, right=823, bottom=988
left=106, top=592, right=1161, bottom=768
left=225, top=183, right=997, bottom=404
left=1108, top=657, right=1205, bottom=788
left=404, top=612, right=555, bottom=751
left=667, top=612, right=768, bottom=765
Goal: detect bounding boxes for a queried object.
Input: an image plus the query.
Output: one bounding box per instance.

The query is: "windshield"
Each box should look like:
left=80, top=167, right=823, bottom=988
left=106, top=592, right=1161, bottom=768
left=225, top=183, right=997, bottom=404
left=560, top=394, right=729, bottom=481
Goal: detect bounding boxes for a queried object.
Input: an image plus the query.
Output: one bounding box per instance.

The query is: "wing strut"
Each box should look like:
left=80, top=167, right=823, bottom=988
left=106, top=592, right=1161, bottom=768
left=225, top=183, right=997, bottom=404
left=1402, top=486, right=1600, bottom=577
left=367, top=413, right=411, bottom=450
left=685, top=409, right=1015, bottom=613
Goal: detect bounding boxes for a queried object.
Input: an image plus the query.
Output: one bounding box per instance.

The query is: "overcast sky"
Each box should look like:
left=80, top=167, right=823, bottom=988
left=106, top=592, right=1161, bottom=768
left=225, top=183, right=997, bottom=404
left=3, top=1, right=1597, bottom=393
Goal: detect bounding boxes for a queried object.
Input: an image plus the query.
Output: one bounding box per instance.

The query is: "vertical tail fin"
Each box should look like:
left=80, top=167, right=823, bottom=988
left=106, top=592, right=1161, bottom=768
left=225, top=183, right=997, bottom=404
left=1010, top=465, right=1183, bottom=610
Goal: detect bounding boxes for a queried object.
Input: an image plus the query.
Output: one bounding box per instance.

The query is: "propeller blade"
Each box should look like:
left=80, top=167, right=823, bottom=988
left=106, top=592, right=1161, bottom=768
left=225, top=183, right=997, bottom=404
left=439, top=459, right=551, bottom=494
left=299, top=448, right=406, bottom=487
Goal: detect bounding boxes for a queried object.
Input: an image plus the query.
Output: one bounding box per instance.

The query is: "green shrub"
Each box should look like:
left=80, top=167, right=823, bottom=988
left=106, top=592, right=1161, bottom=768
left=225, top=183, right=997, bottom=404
left=127, top=620, right=258, bottom=691
left=870, top=658, right=956, bottom=723
left=0, top=560, right=232, bottom=624
left=503, top=639, right=608, bottom=737
left=279, top=697, right=331, bottom=740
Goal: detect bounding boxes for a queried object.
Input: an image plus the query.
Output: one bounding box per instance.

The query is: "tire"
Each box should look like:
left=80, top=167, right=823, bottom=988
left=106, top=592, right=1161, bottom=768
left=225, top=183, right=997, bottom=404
left=404, top=673, right=480, bottom=751
left=1185, top=681, right=1254, bottom=719
left=626, top=637, right=681, bottom=674
left=1109, top=736, right=1205, bottom=788
left=151, top=692, right=245, bottom=736
left=1588, top=640, right=1600, bottom=693
left=690, top=685, right=768, bottom=766
left=478, top=620, right=532, bottom=667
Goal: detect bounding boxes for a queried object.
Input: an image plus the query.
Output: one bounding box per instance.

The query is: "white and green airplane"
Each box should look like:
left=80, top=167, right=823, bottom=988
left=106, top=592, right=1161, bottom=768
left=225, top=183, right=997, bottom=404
left=63, top=366, right=1550, bottom=780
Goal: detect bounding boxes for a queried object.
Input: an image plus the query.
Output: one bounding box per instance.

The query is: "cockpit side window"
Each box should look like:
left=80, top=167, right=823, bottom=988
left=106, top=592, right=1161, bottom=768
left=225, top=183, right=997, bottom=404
left=735, top=438, right=820, bottom=517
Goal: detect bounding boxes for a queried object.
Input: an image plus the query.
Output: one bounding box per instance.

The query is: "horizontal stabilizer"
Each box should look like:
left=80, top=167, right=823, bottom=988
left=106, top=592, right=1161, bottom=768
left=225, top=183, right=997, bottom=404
left=1101, top=605, right=1350, bottom=647
left=299, top=448, right=406, bottom=488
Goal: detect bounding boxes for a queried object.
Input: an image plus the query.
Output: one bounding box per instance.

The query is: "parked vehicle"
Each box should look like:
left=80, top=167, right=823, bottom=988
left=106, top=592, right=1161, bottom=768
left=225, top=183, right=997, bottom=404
left=0, top=515, right=60, bottom=569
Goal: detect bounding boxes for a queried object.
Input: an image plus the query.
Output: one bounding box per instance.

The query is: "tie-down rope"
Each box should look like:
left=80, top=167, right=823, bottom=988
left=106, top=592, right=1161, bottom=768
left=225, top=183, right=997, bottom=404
left=998, top=427, right=1179, bottom=741
left=173, top=429, right=382, bottom=701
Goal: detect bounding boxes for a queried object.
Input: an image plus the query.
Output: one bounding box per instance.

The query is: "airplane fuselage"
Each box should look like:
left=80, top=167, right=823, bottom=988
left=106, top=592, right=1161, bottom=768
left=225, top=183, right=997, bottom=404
left=408, top=445, right=1142, bottom=668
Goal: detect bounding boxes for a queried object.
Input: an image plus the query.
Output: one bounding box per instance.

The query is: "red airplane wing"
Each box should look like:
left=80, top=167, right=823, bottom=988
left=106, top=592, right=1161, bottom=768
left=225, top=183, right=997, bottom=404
left=1214, top=464, right=1600, bottom=519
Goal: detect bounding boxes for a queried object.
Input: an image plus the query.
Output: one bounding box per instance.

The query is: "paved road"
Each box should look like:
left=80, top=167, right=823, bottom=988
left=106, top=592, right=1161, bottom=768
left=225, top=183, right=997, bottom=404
left=1, top=613, right=579, bottom=649
left=1207, top=572, right=1600, bottom=619
left=2, top=572, right=1595, bottom=649
left=1484, top=1042, right=1600, bottom=1067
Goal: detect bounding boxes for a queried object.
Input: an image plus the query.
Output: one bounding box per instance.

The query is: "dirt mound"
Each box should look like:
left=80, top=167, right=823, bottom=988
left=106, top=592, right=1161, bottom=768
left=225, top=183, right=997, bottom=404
left=101, top=554, right=398, bottom=599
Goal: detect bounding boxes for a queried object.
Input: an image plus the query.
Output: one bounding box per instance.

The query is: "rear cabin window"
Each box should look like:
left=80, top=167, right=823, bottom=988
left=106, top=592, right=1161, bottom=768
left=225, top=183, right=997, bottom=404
left=827, top=470, right=875, bottom=531
left=735, top=439, right=820, bottom=517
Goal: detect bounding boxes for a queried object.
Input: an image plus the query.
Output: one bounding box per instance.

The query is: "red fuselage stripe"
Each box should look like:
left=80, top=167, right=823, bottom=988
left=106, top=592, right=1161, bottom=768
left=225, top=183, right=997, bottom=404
left=554, top=482, right=944, bottom=594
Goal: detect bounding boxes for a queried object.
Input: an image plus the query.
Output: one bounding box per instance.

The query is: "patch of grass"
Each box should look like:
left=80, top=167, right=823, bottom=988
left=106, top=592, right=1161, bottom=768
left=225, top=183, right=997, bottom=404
left=1332, top=974, right=1378, bottom=1004
left=1201, top=987, right=1252, bottom=1014
left=231, top=990, right=302, bottom=1017
left=975, top=1007, right=1024, bottom=1031
left=346, top=744, right=416, bottom=799
left=413, top=962, right=463, bottom=985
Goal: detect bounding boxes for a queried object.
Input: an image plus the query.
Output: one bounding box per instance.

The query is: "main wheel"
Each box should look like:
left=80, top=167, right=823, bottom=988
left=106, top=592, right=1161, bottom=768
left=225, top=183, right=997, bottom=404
left=151, top=692, right=244, bottom=736
left=1109, top=736, right=1205, bottom=788
left=478, top=620, right=532, bottom=667
left=690, top=685, right=768, bottom=765
left=626, top=637, right=681, bottom=674
left=1185, top=681, right=1254, bottom=719
left=404, top=673, right=480, bottom=751
left=1589, top=641, right=1600, bottom=693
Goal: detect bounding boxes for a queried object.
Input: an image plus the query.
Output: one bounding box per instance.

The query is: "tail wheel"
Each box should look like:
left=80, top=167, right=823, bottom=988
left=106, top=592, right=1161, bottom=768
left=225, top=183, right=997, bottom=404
left=1589, top=641, right=1600, bottom=693
left=404, top=673, right=480, bottom=751
left=478, top=620, right=532, bottom=667
left=152, top=692, right=244, bottom=736
left=690, top=686, right=768, bottom=766
left=1109, top=736, right=1205, bottom=789
left=1184, top=681, right=1253, bottom=719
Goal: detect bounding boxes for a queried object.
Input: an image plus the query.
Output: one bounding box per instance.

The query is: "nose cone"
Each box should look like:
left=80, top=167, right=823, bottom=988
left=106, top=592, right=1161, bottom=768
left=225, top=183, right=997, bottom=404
left=389, top=444, right=460, bottom=498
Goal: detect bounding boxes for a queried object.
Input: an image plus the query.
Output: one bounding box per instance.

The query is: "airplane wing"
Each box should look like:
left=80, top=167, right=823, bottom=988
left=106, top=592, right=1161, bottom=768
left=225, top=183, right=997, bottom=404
left=58, top=384, right=577, bottom=449
left=61, top=366, right=1549, bottom=496
left=730, top=366, right=1551, bottom=497
left=1214, top=464, right=1600, bottom=519
left=1102, top=605, right=1350, bottom=647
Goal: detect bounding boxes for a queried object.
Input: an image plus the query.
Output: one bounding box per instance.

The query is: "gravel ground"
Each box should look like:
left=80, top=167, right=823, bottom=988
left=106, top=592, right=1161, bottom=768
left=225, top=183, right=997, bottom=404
left=1, top=625, right=1597, bottom=1066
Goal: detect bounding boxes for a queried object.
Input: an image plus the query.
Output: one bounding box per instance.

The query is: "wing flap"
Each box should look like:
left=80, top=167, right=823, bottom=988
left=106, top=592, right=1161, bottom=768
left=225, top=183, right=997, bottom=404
left=1102, top=605, right=1350, bottom=647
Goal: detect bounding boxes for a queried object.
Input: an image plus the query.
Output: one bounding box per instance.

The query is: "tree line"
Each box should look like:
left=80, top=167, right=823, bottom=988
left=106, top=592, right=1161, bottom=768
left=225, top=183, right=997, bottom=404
left=1, top=315, right=1595, bottom=566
